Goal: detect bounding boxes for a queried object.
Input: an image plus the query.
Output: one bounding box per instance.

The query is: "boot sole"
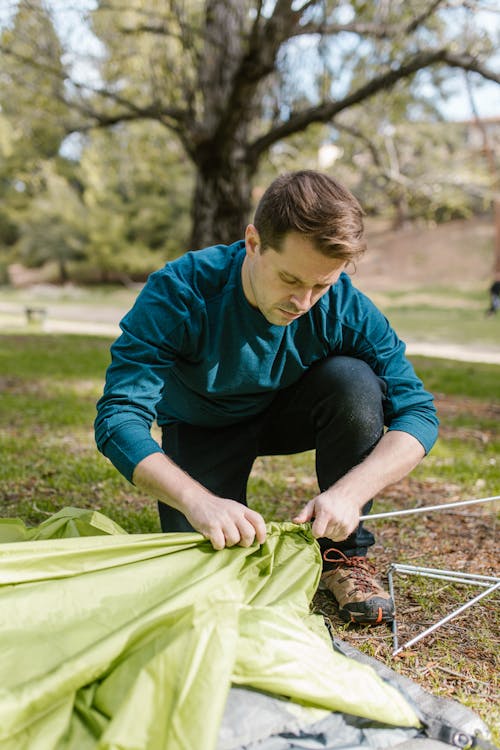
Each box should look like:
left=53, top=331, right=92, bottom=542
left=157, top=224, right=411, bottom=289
left=338, top=605, right=394, bottom=625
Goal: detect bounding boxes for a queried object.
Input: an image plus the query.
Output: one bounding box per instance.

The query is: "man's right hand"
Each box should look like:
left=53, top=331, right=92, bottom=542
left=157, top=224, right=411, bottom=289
left=184, top=495, right=267, bottom=551
left=132, top=452, right=267, bottom=551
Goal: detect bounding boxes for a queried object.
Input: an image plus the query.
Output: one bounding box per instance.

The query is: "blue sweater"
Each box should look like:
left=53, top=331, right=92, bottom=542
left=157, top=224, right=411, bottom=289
left=95, top=241, right=438, bottom=482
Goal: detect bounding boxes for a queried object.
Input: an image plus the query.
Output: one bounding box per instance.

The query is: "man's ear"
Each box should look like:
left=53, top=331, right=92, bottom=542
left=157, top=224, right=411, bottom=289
left=244, top=224, right=261, bottom=257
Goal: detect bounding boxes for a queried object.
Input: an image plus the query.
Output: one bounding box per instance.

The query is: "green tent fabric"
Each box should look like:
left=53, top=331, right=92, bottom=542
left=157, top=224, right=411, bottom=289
left=0, top=508, right=421, bottom=750
left=0, top=507, right=127, bottom=543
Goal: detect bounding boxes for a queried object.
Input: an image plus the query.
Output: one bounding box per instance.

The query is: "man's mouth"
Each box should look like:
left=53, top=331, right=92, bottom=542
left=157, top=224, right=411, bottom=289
left=278, top=308, right=303, bottom=319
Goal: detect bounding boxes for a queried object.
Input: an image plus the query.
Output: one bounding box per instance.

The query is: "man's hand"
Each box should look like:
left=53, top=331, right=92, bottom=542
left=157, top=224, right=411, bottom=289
left=184, top=496, right=267, bottom=551
left=293, top=490, right=362, bottom=541
left=132, top=452, right=267, bottom=551
left=293, top=431, right=427, bottom=540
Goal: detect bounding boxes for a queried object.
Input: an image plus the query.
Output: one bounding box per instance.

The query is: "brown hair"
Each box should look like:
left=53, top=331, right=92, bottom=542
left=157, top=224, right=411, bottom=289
left=253, top=170, right=366, bottom=261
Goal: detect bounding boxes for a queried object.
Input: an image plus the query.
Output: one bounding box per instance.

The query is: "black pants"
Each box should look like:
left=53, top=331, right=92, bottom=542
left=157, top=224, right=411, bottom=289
left=159, top=356, right=386, bottom=564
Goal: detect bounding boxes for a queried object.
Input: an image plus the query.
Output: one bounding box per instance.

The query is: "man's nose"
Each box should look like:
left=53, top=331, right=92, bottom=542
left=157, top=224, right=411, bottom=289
left=290, top=288, right=313, bottom=311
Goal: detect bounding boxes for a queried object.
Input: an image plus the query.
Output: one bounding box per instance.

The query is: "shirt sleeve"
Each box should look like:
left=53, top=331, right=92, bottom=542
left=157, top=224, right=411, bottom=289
left=336, top=288, right=439, bottom=454
left=94, top=271, right=190, bottom=482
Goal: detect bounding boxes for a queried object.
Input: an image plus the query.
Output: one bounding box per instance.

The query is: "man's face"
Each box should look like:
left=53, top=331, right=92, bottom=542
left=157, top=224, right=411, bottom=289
left=241, top=225, right=346, bottom=326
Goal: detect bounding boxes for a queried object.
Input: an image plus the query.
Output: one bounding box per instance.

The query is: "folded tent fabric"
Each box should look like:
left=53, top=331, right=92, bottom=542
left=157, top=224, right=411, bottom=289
left=0, top=506, right=128, bottom=543
left=0, top=508, right=421, bottom=750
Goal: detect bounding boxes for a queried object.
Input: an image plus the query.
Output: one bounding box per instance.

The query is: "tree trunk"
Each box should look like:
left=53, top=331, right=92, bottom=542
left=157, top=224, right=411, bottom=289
left=391, top=193, right=411, bottom=231
left=189, top=158, right=255, bottom=250
left=494, top=199, right=500, bottom=275
left=57, top=257, right=69, bottom=284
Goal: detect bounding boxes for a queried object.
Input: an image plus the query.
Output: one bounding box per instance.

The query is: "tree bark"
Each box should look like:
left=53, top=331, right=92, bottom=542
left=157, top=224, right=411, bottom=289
left=57, top=257, right=69, bottom=284
left=190, top=157, right=255, bottom=250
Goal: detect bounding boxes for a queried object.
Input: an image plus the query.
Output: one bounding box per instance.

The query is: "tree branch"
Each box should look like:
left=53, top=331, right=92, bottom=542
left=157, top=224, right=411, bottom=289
left=294, top=0, right=448, bottom=39
left=205, top=0, right=322, bottom=146
left=442, top=50, right=500, bottom=85
left=405, top=0, right=446, bottom=34
left=293, top=21, right=396, bottom=38
left=248, top=48, right=500, bottom=158
left=0, top=45, right=189, bottom=132
left=334, top=121, right=385, bottom=169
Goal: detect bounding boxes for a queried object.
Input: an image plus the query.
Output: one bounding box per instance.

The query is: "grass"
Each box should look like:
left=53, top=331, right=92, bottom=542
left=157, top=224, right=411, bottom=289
left=409, top=356, right=500, bottom=399
left=0, top=333, right=498, bottom=740
left=382, top=305, right=500, bottom=348
left=365, top=285, right=500, bottom=349
left=0, top=334, right=160, bottom=533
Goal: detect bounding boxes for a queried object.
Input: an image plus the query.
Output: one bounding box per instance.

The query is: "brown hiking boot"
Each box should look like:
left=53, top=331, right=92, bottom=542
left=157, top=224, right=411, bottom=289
left=320, top=548, right=394, bottom=625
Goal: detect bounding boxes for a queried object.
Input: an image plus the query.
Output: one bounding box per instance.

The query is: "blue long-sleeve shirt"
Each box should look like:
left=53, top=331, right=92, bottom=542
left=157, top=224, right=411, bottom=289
left=95, top=241, right=438, bottom=482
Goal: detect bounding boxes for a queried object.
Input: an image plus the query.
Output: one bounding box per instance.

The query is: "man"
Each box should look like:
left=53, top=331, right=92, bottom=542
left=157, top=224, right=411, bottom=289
left=486, top=276, right=500, bottom=316
left=95, top=170, right=438, bottom=625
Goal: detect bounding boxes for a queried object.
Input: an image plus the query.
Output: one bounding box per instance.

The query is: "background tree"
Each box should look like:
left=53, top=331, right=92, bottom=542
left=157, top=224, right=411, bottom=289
left=0, top=0, right=70, bottom=279
left=9, top=122, right=194, bottom=283
left=0, top=115, right=21, bottom=282
left=329, top=93, right=492, bottom=229
left=0, top=1, right=195, bottom=281
left=79, top=123, right=193, bottom=281
left=14, top=163, right=87, bottom=283
left=0, top=0, right=67, bottom=160
left=1, top=0, right=499, bottom=256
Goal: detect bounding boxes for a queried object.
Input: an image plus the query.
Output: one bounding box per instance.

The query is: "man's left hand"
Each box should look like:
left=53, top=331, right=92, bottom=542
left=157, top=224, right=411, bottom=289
left=293, top=490, right=362, bottom=541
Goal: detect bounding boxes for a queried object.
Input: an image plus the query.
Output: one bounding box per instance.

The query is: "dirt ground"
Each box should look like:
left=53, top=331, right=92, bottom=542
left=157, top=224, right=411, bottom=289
left=357, top=215, right=497, bottom=292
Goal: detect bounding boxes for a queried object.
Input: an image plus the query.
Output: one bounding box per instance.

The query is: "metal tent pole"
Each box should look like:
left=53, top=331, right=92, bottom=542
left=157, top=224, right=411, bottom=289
left=354, top=493, right=500, bottom=654
left=392, top=581, right=500, bottom=656
left=359, top=494, right=500, bottom=522
left=388, top=564, right=500, bottom=655
left=391, top=564, right=500, bottom=587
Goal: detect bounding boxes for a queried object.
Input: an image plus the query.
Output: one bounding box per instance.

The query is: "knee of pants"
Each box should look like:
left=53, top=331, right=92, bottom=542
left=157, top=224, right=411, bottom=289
left=311, top=356, right=386, bottom=434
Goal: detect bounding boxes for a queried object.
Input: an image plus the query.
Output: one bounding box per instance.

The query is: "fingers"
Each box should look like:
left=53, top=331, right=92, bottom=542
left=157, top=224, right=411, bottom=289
left=310, top=504, right=346, bottom=539
left=310, top=511, right=329, bottom=539
left=246, top=508, right=267, bottom=545
left=311, top=516, right=350, bottom=541
left=222, top=517, right=255, bottom=548
left=312, top=505, right=360, bottom=541
left=204, top=506, right=267, bottom=550
left=295, top=494, right=360, bottom=541
left=209, top=528, right=227, bottom=551
left=293, top=500, right=314, bottom=524
left=231, top=510, right=267, bottom=548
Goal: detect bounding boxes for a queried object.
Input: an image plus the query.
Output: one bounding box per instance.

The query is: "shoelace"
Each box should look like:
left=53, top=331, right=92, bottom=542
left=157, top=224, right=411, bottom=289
left=322, top=547, right=378, bottom=593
